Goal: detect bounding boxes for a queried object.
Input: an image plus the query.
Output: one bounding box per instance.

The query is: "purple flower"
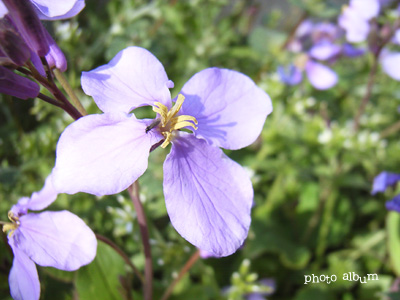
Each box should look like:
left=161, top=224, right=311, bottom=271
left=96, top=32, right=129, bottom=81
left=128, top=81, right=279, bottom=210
left=339, top=0, right=380, bottom=43
left=372, top=171, right=400, bottom=195
left=0, top=0, right=85, bottom=73
left=52, top=46, right=272, bottom=256
left=278, top=55, right=338, bottom=90
left=2, top=175, right=97, bottom=300
left=0, top=65, right=39, bottom=99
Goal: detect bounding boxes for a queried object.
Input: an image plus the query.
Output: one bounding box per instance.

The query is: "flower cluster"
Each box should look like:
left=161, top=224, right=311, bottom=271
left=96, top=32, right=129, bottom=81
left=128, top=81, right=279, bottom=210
left=339, top=0, right=400, bottom=80
left=0, top=0, right=84, bottom=99
left=279, top=20, right=362, bottom=90
left=2, top=175, right=97, bottom=300
left=52, top=46, right=272, bottom=257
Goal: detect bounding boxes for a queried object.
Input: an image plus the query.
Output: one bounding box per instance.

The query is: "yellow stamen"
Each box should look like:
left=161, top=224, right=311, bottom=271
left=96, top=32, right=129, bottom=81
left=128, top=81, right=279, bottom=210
left=151, top=94, right=198, bottom=148
left=2, top=211, right=20, bottom=237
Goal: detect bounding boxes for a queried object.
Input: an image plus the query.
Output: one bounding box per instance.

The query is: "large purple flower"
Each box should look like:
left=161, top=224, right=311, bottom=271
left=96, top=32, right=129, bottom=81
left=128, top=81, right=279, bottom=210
left=52, top=46, right=272, bottom=256
left=2, top=175, right=97, bottom=300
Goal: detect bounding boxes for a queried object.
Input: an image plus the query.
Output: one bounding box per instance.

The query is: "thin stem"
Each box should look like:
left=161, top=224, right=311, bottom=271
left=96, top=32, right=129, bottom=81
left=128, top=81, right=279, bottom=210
left=54, top=69, right=88, bottom=116
left=353, top=18, right=400, bottom=131
left=161, top=250, right=201, bottom=300
left=281, top=11, right=308, bottom=50
left=128, top=182, right=153, bottom=300
left=37, top=93, right=64, bottom=107
left=380, top=119, right=400, bottom=139
left=353, top=58, right=378, bottom=132
left=95, top=233, right=144, bottom=283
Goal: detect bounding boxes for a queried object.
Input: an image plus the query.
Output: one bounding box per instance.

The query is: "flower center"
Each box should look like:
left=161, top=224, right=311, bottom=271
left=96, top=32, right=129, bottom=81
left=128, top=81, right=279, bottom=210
left=151, top=94, right=198, bottom=148
left=2, top=211, right=20, bottom=237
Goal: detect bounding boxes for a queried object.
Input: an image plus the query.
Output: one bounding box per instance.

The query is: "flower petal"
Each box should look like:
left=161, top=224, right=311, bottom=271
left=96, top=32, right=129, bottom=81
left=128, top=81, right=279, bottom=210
left=179, top=68, right=272, bottom=150
left=44, top=30, right=67, bottom=72
left=163, top=134, right=253, bottom=257
left=15, top=210, right=97, bottom=271
left=386, top=194, right=400, bottom=212
left=371, top=171, right=400, bottom=194
left=8, top=237, right=40, bottom=300
left=277, top=64, right=303, bottom=86
left=0, top=66, right=40, bottom=99
left=381, top=52, right=400, bottom=81
left=308, top=42, right=341, bottom=61
left=305, top=60, right=337, bottom=90
left=338, top=7, right=370, bottom=43
left=53, top=112, right=161, bottom=196
left=81, top=46, right=172, bottom=114
left=350, top=0, right=380, bottom=20
left=32, top=0, right=85, bottom=20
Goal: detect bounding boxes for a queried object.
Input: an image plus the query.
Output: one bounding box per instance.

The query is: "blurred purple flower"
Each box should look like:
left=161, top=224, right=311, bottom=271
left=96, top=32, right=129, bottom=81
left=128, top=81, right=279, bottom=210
left=53, top=46, right=272, bottom=257
left=372, top=171, right=400, bottom=195
left=278, top=56, right=338, bottom=90
left=339, top=0, right=380, bottom=43
left=245, top=279, right=276, bottom=300
left=3, top=175, right=97, bottom=300
left=277, top=64, right=302, bottom=86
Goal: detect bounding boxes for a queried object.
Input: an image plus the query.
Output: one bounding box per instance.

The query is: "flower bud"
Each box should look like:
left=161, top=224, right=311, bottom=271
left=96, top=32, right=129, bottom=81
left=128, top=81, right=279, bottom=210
left=0, top=65, right=40, bottom=99
left=0, top=18, right=30, bottom=66
left=2, top=0, right=49, bottom=57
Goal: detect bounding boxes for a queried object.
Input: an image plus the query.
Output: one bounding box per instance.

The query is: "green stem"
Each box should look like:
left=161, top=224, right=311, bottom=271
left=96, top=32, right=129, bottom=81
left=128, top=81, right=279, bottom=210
left=54, top=69, right=87, bottom=116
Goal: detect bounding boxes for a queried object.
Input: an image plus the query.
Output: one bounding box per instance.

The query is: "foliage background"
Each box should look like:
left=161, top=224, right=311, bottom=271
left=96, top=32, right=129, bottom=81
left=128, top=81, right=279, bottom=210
left=1, top=0, right=400, bottom=299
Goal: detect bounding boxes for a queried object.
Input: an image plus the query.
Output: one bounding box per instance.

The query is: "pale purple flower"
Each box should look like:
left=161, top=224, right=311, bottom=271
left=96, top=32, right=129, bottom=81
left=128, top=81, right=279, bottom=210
left=372, top=171, right=400, bottom=213
left=339, top=0, right=380, bottom=43
left=3, top=175, right=97, bottom=300
left=278, top=57, right=338, bottom=90
left=53, top=46, right=272, bottom=257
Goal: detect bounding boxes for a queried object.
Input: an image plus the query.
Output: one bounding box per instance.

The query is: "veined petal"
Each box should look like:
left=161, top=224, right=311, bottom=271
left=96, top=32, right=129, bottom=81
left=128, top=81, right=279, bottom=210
left=0, top=66, right=40, bottom=99
left=305, top=60, right=337, bottom=90
left=82, top=46, right=173, bottom=114
left=53, top=112, right=162, bottom=196
left=15, top=210, right=97, bottom=271
left=163, top=134, right=253, bottom=257
left=8, top=238, right=40, bottom=300
left=179, top=68, right=272, bottom=150
left=32, top=0, right=85, bottom=20
left=381, top=52, right=400, bottom=81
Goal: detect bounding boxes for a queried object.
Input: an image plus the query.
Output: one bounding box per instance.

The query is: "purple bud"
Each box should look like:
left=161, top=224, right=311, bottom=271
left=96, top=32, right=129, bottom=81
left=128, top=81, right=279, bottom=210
left=0, top=65, right=39, bottom=99
left=0, top=18, right=30, bottom=66
left=2, top=0, right=49, bottom=57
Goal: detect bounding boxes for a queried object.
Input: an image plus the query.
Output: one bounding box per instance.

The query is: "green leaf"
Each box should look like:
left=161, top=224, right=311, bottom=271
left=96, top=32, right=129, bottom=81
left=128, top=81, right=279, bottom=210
left=75, top=240, right=130, bottom=300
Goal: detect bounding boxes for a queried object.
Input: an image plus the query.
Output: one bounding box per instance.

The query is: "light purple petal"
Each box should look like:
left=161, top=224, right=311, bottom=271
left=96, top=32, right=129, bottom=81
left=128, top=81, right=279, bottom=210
left=15, top=210, right=97, bottom=271
left=179, top=68, right=272, bottom=150
left=0, top=2, right=7, bottom=17
left=394, top=29, right=400, bottom=45
left=371, top=171, right=400, bottom=194
left=44, top=30, right=67, bottom=72
left=350, top=0, right=380, bottom=20
left=32, top=0, right=85, bottom=20
left=53, top=112, right=162, bottom=196
left=305, top=60, right=338, bottom=90
left=381, top=53, right=400, bottom=81
left=82, top=46, right=172, bottom=114
left=27, top=174, right=58, bottom=211
left=277, top=64, right=303, bottom=86
left=339, top=8, right=370, bottom=43
left=8, top=237, right=40, bottom=300
left=309, top=42, right=341, bottom=61
left=163, top=133, right=253, bottom=257
left=0, top=66, right=40, bottom=99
